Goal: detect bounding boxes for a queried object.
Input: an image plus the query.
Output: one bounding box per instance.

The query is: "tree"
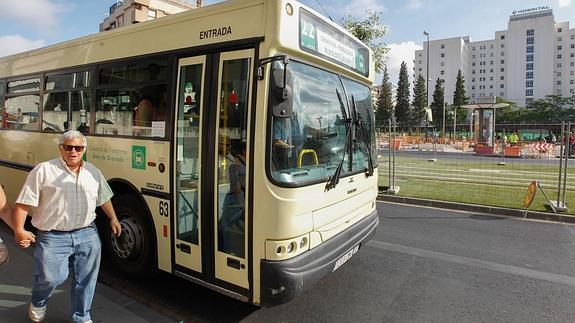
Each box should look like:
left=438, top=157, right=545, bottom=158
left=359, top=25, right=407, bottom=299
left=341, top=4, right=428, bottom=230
left=452, top=70, right=468, bottom=124
left=341, top=10, right=388, bottom=73
left=412, top=74, right=427, bottom=129
left=524, top=95, right=574, bottom=122
left=395, top=61, right=411, bottom=131
left=430, top=78, right=444, bottom=129
left=376, top=67, right=393, bottom=129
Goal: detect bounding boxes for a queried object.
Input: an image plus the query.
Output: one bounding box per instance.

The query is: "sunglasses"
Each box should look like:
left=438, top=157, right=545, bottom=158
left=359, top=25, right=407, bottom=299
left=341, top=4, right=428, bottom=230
left=60, top=144, right=85, bottom=152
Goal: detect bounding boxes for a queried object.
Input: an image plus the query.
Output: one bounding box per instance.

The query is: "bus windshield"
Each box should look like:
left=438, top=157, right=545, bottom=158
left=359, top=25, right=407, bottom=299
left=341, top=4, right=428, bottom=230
left=269, top=60, right=377, bottom=186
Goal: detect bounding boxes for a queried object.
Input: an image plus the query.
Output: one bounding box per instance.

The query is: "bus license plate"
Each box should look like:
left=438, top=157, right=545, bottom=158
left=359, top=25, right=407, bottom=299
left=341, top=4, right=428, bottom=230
left=333, top=244, right=360, bottom=272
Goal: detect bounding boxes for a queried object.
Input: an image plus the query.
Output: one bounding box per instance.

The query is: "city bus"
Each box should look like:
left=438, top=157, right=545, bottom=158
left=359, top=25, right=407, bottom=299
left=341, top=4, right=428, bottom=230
left=0, top=0, right=379, bottom=306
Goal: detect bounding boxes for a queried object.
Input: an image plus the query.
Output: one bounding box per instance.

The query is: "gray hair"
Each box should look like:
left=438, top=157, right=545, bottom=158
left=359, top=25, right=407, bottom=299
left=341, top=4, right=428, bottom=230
left=59, top=130, right=87, bottom=147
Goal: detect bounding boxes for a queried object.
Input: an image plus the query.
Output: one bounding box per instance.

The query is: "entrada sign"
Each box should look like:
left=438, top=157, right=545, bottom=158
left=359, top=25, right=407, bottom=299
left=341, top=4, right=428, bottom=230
left=512, top=6, right=550, bottom=15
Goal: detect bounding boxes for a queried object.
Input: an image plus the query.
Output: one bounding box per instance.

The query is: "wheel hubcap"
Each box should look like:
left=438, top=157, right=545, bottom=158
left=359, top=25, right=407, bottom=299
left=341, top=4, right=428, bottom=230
left=111, top=216, right=144, bottom=259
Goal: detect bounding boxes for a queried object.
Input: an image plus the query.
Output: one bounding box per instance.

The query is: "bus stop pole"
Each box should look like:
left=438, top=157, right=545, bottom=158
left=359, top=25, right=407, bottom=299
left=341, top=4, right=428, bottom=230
left=388, top=119, right=392, bottom=189
left=556, top=122, right=564, bottom=207
left=561, top=122, right=571, bottom=208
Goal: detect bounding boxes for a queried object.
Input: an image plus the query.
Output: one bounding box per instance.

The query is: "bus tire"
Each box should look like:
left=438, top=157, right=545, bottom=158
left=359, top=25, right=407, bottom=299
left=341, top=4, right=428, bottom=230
left=101, top=193, right=157, bottom=277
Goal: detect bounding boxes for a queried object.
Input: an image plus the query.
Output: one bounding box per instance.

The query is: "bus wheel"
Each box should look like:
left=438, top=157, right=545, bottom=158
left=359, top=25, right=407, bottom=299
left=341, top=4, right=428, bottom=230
left=104, top=194, right=157, bottom=277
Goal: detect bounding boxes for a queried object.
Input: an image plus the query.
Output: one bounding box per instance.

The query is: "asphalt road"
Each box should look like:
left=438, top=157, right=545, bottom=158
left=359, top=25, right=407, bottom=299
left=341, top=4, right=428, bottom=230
left=100, top=202, right=575, bottom=323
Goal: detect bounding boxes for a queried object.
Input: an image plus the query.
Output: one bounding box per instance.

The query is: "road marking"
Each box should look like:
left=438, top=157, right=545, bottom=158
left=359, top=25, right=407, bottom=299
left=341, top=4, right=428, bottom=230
left=368, top=240, right=575, bottom=288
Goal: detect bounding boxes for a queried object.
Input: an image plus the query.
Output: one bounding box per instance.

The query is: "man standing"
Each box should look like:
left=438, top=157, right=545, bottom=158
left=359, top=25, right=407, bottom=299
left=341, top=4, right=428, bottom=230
left=12, top=130, right=121, bottom=323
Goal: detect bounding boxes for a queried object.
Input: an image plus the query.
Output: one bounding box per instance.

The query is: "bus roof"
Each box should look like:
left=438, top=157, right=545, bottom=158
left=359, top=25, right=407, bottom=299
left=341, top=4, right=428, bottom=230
left=0, top=0, right=373, bottom=83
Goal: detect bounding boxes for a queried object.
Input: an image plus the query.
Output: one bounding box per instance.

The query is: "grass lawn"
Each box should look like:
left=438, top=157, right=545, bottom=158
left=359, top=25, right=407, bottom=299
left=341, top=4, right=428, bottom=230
left=377, top=155, right=574, bottom=215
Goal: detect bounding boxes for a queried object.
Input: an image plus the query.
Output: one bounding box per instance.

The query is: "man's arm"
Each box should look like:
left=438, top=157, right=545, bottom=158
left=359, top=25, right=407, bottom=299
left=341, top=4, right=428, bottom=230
left=12, top=203, right=35, bottom=248
left=100, top=201, right=121, bottom=237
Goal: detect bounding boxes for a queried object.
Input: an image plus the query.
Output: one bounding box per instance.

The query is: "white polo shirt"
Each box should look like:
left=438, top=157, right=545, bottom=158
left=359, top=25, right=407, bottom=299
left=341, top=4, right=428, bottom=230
left=16, top=158, right=114, bottom=231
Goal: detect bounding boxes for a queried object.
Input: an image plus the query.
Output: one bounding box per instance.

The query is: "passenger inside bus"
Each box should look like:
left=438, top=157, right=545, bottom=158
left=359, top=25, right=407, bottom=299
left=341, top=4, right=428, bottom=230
left=220, top=141, right=246, bottom=256
left=134, top=97, right=155, bottom=128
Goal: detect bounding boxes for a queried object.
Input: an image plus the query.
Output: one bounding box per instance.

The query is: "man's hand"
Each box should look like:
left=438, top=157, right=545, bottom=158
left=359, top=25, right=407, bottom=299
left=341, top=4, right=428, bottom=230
left=15, top=229, right=35, bottom=249
left=110, top=218, right=122, bottom=237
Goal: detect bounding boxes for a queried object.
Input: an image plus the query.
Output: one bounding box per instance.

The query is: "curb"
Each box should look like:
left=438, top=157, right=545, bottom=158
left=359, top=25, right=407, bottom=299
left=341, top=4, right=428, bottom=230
left=377, top=194, right=575, bottom=224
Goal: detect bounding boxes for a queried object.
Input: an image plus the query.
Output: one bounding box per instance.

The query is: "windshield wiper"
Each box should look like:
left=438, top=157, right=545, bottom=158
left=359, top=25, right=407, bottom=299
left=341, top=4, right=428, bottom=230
left=351, top=96, right=374, bottom=177
left=325, top=89, right=351, bottom=191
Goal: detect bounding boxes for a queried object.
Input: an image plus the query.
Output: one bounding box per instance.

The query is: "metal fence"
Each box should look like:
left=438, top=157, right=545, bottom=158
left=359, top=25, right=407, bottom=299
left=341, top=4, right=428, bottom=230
left=377, top=122, right=574, bottom=215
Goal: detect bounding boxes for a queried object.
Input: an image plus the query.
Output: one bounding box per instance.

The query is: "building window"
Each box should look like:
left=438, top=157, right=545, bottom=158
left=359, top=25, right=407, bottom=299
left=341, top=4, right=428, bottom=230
left=500, top=92, right=505, bottom=97
left=490, top=53, right=494, bottom=57
left=500, top=43, right=505, bottom=48
left=500, top=76, right=504, bottom=80
left=572, top=35, right=575, bottom=40
left=472, top=54, right=476, bottom=59
left=441, top=44, right=445, bottom=49
left=472, top=62, right=476, bottom=66
left=526, top=54, right=534, bottom=62
left=557, top=80, right=562, bottom=85
left=489, top=76, right=493, bottom=81
left=501, top=35, right=505, bottom=40
left=441, top=62, right=445, bottom=66
left=489, top=85, right=493, bottom=89
left=419, top=53, right=422, bottom=57
left=440, top=70, right=445, bottom=75
left=472, top=78, right=475, bottom=82
left=148, top=9, right=157, bottom=20
left=558, top=28, right=563, bottom=33
left=500, top=68, right=505, bottom=72
left=558, top=37, right=563, bottom=42
left=557, top=54, right=562, bottom=59
left=527, top=37, right=534, bottom=45
left=500, top=60, right=505, bottom=64
left=570, top=80, right=574, bottom=85
left=527, top=29, right=534, bottom=36
left=558, top=45, right=563, bottom=50
left=526, top=89, right=533, bottom=96
left=499, top=84, right=504, bottom=89
left=557, top=89, right=562, bottom=95
left=472, top=70, right=476, bottom=74
left=526, top=80, right=533, bottom=87
left=571, top=53, right=574, bottom=58
left=526, top=63, right=534, bottom=70
left=472, top=86, right=475, bottom=90
left=558, top=72, right=562, bottom=77
left=526, top=46, right=534, bottom=53
left=571, top=89, right=574, bottom=94
left=526, top=72, right=533, bottom=79
left=441, top=53, right=445, bottom=58
left=571, top=71, right=574, bottom=75
left=472, top=46, right=476, bottom=51
left=418, top=68, right=422, bottom=71
left=490, top=69, right=493, bottom=73
left=571, top=62, right=575, bottom=67
left=501, top=51, right=505, bottom=56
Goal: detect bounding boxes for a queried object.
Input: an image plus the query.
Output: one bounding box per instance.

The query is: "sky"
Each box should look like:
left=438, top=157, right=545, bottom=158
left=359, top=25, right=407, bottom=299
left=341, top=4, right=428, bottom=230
left=1, top=0, right=575, bottom=85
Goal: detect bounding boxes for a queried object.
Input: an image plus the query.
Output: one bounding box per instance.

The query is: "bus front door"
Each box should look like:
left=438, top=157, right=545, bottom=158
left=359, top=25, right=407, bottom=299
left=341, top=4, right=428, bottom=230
left=175, top=49, right=253, bottom=293
left=214, top=49, right=253, bottom=290
left=174, top=56, right=205, bottom=274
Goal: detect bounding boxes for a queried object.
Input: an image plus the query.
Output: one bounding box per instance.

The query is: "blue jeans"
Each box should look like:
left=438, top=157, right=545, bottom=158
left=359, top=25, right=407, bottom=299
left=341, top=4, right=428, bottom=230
left=32, top=224, right=101, bottom=323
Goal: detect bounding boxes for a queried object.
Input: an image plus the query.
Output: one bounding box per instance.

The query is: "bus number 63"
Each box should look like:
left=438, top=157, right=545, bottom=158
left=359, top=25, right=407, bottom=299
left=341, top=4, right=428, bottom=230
left=159, top=201, right=169, bottom=217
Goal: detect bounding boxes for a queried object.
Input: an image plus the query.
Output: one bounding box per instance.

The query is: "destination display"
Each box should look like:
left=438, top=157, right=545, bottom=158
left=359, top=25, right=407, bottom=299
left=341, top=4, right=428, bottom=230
left=299, top=9, right=369, bottom=77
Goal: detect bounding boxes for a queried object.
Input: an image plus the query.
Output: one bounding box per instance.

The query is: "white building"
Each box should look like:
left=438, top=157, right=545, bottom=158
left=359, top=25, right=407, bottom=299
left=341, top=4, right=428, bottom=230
left=100, top=0, right=202, bottom=32
left=415, top=7, right=573, bottom=107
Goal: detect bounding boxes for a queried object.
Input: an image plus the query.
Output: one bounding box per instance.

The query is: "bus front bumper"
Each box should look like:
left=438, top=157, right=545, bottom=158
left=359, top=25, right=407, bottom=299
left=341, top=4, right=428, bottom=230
left=260, top=209, right=379, bottom=306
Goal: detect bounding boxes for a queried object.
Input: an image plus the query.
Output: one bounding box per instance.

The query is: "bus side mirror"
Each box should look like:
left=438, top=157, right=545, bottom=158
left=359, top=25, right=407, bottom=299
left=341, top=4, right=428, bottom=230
left=271, top=68, right=293, bottom=118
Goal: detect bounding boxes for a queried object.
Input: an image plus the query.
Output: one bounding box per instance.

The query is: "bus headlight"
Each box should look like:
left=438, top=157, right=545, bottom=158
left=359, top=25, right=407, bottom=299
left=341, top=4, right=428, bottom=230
left=266, top=233, right=311, bottom=260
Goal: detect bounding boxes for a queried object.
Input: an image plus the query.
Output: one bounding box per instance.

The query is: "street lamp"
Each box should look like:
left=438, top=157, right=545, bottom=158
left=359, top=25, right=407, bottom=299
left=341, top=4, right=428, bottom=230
left=423, top=31, right=430, bottom=137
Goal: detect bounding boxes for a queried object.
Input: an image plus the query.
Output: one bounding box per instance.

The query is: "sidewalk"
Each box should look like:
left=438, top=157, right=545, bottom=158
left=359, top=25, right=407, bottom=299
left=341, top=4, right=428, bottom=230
left=0, top=223, right=176, bottom=323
